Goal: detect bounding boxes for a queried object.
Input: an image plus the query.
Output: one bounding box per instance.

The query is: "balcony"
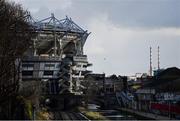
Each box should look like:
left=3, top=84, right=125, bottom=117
left=73, top=55, right=88, bottom=62
left=22, top=56, right=62, bottom=62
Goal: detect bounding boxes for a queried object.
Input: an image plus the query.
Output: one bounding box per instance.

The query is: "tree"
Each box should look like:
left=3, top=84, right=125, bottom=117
left=81, top=76, right=100, bottom=108
left=0, top=0, right=36, bottom=102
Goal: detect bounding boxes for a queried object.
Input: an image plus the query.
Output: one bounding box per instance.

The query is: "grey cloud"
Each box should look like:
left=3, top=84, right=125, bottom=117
left=69, top=0, right=180, bottom=28
left=13, top=0, right=180, bottom=75
left=16, top=0, right=180, bottom=28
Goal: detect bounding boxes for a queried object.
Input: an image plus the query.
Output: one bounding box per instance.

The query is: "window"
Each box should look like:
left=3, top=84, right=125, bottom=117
left=44, top=71, right=54, bottom=76
left=22, top=63, right=34, bottom=67
left=44, top=64, right=55, bottom=70
left=45, top=64, right=55, bottom=67
left=22, top=71, right=33, bottom=76
left=22, top=63, right=34, bottom=70
left=83, top=65, right=87, bottom=68
left=76, top=65, right=81, bottom=68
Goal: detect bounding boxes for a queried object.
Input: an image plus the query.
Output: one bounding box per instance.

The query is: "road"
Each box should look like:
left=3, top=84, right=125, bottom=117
left=53, top=111, right=88, bottom=120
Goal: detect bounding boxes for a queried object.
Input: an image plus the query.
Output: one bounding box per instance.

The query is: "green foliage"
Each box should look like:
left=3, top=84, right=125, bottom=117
left=16, top=96, right=33, bottom=120
left=36, top=109, right=49, bottom=120
left=77, top=106, right=107, bottom=120
left=24, top=100, right=33, bottom=120
left=85, top=111, right=106, bottom=120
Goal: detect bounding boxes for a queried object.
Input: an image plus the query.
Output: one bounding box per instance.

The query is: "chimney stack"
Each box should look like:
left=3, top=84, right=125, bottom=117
left=150, top=46, right=152, bottom=76
left=158, top=46, right=160, bottom=70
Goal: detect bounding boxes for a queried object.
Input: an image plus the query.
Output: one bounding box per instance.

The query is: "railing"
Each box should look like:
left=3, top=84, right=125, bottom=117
left=22, top=56, right=62, bottom=61
left=151, top=102, right=180, bottom=114
left=73, top=55, right=87, bottom=62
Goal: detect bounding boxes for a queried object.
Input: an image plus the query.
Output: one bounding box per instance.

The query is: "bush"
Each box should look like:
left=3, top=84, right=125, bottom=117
left=85, top=111, right=106, bottom=120
left=77, top=106, right=106, bottom=120
left=36, top=109, right=50, bottom=120
left=16, top=96, right=33, bottom=120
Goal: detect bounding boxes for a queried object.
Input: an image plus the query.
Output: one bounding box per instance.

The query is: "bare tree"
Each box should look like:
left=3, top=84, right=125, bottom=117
left=0, top=0, right=36, bottom=102
left=81, top=76, right=100, bottom=107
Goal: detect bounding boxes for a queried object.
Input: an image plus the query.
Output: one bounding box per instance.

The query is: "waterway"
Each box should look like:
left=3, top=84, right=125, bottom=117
left=87, top=104, right=136, bottom=120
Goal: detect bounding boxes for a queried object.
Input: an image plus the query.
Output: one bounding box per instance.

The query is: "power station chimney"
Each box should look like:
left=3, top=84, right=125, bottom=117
left=157, top=46, right=160, bottom=70
left=150, top=46, right=152, bottom=76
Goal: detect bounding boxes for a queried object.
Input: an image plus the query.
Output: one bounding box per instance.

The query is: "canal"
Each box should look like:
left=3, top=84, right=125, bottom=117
left=87, top=104, right=136, bottom=120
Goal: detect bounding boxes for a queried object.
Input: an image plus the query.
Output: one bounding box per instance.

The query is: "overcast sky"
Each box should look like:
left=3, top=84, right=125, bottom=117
left=12, top=0, right=180, bottom=76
